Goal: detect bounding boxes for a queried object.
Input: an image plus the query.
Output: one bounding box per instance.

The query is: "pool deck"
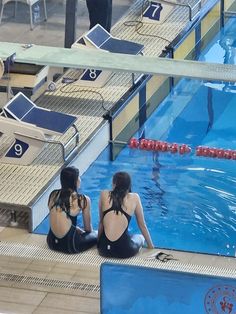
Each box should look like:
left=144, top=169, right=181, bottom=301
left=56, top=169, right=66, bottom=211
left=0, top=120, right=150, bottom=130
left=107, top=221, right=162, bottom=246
left=0, top=0, right=236, bottom=313
left=0, top=228, right=235, bottom=314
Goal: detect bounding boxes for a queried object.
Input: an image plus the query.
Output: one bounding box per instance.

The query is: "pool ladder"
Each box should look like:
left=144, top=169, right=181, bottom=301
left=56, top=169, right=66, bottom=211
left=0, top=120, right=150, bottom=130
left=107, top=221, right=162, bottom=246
left=160, top=0, right=202, bottom=21
left=223, top=10, right=236, bottom=17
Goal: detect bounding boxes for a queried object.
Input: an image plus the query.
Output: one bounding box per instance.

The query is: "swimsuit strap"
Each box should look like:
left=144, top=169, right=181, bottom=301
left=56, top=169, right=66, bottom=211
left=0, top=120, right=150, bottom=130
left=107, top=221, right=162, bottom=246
left=103, top=206, right=131, bottom=223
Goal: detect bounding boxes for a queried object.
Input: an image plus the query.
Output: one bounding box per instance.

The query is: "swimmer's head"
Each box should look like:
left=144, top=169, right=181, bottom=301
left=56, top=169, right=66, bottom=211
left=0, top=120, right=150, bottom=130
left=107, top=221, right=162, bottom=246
left=60, top=166, right=80, bottom=191
left=112, top=171, right=131, bottom=193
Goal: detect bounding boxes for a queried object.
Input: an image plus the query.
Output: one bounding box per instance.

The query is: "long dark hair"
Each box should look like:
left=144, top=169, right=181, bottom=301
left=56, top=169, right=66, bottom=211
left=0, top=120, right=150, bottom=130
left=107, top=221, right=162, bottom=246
left=109, top=172, right=131, bottom=214
left=58, top=166, right=86, bottom=212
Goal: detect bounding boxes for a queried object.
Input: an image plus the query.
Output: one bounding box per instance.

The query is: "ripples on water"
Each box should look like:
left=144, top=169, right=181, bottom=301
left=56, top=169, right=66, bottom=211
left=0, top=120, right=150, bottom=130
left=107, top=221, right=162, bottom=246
left=85, top=148, right=236, bottom=256
left=84, top=20, right=236, bottom=257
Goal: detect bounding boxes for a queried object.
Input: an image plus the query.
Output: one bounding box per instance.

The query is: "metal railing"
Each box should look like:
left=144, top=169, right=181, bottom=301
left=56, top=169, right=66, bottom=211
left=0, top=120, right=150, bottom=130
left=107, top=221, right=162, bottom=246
left=160, top=0, right=202, bottom=21
left=14, top=123, right=79, bottom=163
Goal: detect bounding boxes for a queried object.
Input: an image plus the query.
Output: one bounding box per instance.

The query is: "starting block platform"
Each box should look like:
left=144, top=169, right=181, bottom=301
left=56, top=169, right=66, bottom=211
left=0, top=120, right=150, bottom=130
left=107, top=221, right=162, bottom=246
left=72, top=24, right=144, bottom=87
left=83, top=24, right=144, bottom=54
left=4, top=92, right=77, bottom=136
left=0, top=92, right=79, bottom=165
left=0, top=59, right=49, bottom=100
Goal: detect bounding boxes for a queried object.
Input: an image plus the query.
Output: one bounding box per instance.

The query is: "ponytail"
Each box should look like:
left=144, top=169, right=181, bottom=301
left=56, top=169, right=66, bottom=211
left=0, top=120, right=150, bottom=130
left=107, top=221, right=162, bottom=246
left=109, top=172, right=132, bottom=214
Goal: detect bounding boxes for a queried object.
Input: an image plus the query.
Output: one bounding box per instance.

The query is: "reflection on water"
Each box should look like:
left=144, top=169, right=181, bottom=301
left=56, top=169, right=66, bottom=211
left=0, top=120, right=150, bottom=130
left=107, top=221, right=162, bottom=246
left=150, top=152, right=167, bottom=216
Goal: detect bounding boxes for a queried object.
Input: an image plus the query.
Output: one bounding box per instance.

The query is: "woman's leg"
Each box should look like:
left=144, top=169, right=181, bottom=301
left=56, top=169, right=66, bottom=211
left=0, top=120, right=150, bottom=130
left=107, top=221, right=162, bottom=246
left=46, top=230, right=54, bottom=250
left=131, top=234, right=145, bottom=248
left=112, top=234, right=145, bottom=258
left=105, top=0, right=112, bottom=32
left=77, top=230, right=98, bottom=252
left=128, top=234, right=145, bottom=256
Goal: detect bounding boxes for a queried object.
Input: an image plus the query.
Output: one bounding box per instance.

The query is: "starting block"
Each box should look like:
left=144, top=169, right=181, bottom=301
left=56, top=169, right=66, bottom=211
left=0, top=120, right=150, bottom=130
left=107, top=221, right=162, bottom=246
left=0, top=92, right=79, bottom=165
left=142, top=1, right=175, bottom=24
left=4, top=92, right=77, bottom=136
left=72, top=24, right=144, bottom=88
left=0, top=116, right=46, bottom=165
left=0, top=54, right=49, bottom=100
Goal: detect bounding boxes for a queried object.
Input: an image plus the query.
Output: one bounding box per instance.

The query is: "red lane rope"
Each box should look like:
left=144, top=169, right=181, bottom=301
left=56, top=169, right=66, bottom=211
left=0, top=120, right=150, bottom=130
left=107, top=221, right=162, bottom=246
left=128, top=138, right=236, bottom=160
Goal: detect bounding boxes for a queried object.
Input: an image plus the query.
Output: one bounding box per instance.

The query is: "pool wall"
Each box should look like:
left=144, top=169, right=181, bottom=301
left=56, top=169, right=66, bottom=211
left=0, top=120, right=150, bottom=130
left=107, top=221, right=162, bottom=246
left=101, top=262, right=236, bottom=314
left=109, top=0, right=236, bottom=160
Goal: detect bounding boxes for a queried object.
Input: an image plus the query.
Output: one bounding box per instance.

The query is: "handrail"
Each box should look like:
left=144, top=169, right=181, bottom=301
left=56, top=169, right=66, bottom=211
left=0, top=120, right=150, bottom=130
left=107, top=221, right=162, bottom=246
left=14, top=124, right=79, bottom=163
left=224, top=11, right=236, bottom=17
left=159, top=0, right=202, bottom=21
left=63, top=123, right=80, bottom=161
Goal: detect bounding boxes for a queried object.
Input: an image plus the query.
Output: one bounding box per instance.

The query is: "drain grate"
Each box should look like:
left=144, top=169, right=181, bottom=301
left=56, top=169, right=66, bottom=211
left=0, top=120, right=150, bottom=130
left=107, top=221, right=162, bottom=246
left=1, top=241, right=236, bottom=279
left=0, top=273, right=100, bottom=292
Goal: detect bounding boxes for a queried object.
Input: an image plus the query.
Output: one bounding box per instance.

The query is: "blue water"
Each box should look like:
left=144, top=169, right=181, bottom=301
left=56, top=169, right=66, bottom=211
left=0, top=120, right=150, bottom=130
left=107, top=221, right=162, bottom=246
left=101, top=263, right=236, bottom=314
left=36, top=19, right=236, bottom=257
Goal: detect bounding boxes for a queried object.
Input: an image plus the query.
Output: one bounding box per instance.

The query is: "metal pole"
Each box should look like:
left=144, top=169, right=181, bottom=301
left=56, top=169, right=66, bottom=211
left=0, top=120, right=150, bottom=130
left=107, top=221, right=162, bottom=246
left=64, top=0, right=78, bottom=48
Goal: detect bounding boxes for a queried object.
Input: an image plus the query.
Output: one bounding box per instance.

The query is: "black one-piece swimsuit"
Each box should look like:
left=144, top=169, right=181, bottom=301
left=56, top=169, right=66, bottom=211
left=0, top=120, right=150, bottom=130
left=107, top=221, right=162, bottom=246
left=97, top=206, right=142, bottom=258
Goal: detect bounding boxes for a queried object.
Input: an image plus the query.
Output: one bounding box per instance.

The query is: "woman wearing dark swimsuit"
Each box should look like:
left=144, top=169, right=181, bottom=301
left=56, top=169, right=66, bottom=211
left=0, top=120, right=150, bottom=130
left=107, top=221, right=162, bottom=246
left=97, top=172, right=154, bottom=258
left=47, top=167, right=97, bottom=254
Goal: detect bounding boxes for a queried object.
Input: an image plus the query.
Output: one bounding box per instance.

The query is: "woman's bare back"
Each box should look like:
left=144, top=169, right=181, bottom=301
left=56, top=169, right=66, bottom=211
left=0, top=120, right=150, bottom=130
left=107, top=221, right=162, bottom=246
left=100, top=191, right=137, bottom=241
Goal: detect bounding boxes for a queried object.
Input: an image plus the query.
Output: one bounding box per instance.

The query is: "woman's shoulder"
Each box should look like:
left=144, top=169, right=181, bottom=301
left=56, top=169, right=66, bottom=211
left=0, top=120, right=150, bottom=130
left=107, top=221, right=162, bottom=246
left=127, top=192, right=140, bottom=202
left=49, top=189, right=61, bottom=200
left=48, top=189, right=61, bottom=208
left=75, top=192, right=89, bottom=201
left=50, top=189, right=60, bottom=194
left=74, top=192, right=90, bottom=210
left=128, top=192, right=139, bottom=197
left=100, top=190, right=110, bottom=197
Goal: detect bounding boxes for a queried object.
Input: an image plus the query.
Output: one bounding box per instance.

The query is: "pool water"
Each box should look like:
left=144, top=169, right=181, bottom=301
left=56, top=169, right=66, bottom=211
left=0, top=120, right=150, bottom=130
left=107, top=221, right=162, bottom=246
left=85, top=19, right=236, bottom=257
left=36, top=18, right=236, bottom=257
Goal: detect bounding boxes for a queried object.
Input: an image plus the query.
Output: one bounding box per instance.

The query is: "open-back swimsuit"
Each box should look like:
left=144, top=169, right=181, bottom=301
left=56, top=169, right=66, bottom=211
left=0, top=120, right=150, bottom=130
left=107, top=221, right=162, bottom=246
left=47, top=190, right=97, bottom=254
left=97, top=205, right=143, bottom=258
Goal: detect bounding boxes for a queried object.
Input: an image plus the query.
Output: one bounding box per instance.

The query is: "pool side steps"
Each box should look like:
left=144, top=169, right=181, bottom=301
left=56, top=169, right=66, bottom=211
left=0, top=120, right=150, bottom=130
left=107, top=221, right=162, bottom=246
left=128, top=138, right=236, bottom=160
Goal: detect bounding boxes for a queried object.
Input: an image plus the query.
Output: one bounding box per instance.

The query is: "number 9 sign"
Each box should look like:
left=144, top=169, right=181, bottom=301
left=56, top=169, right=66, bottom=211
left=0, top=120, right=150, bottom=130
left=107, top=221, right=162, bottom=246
left=6, top=139, right=29, bottom=158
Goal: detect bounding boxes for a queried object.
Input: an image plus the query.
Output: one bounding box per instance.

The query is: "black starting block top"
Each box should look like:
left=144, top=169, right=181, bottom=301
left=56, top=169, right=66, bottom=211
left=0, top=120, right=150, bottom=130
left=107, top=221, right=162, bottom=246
left=85, top=24, right=144, bottom=55
left=3, top=92, right=77, bottom=136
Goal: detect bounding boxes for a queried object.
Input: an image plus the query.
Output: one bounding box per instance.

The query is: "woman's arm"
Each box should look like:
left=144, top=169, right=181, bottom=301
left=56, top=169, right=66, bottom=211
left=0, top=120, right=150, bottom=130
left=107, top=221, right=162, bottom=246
left=48, top=190, right=60, bottom=210
left=134, top=194, right=154, bottom=249
left=81, top=195, right=93, bottom=232
left=98, top=191, right=105, bottom=239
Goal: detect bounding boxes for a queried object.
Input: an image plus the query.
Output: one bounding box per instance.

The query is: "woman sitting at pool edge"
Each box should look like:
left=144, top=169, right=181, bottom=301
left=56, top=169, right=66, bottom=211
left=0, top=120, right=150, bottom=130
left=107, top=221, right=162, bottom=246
left=47, top=166, right=97, bottom=253
left=97, top=171, right=154, bottom=258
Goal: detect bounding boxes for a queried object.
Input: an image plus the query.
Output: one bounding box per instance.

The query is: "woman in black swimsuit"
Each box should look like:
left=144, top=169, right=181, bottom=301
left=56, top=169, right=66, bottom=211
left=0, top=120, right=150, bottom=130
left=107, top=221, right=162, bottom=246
left=97, top=172, right=154, bottom=258
left=47, top=167, right=97, bottom=254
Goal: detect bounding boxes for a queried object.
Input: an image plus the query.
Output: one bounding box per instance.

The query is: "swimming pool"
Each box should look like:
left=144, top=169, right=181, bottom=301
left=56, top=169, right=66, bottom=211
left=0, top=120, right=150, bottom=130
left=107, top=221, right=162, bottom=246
left=82, top=18, right=236, bottom=257
left=101, top=263, right=236, bottom=314
left=36, top=17, right=236, bottom=258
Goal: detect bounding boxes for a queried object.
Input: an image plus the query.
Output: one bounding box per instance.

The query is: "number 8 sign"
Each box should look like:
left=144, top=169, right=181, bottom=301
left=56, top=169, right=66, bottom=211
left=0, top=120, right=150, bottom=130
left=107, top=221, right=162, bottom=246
left=80, top=69, right=102, bottom=81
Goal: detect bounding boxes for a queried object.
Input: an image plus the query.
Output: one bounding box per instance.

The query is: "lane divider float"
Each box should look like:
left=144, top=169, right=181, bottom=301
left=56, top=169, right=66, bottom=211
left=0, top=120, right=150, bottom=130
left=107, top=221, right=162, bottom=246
left=196, top=146, right=236, bottom=160
left=128, top=138, right=236, bottom=160
left=129, top=138, right=191, bottom=155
